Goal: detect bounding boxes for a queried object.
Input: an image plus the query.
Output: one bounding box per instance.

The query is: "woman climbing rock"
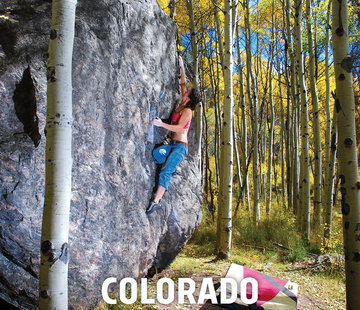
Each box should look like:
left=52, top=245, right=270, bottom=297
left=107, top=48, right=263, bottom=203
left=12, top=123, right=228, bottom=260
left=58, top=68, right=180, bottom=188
left=146, top=56, right=201, bottom=214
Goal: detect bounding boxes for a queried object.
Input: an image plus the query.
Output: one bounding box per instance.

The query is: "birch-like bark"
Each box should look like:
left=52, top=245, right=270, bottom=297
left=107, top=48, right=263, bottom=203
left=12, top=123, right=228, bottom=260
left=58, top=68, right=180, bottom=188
left=332, top=0, right=360, bottom=306
left=244, top=0, right=260, bottom=225
left=169, top=0, right=176, bottom=20
left=217, top=0, right=233, bottom=259
left=323, top=0, right=334, bottom=241
left=212, top=0, right=224, bottom=71
left=295, top=0, right=310, bottom=240
left=306, top=0, right=322, bottom=241
left=39, top=1, right=77, bottom=309
left=284, top=0, right=299, bottom=213
left=215, top=39, right=221, bottom=187
left=324, top=104, right=337, bottom=241
left=278, top=63, right=286, bottom=200
left=236, top=24, right=250, bottom=212
left=266, top=0, right=275, bottom=215
left=234, top=118, right=243, bottom=206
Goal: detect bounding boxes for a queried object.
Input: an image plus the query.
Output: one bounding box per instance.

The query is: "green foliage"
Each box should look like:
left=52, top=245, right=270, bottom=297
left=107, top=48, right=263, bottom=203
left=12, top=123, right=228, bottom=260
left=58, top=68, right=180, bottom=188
left=192, top=199, right=340, bottom=263
left=187, top=220, right=217, bottom=256
left=233, top=205, right=312, bottom=262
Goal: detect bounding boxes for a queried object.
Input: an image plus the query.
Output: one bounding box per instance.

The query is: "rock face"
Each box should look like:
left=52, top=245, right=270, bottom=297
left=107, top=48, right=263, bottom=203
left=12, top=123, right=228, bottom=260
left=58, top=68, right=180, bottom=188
left=0, top=1, right=202, bottom=309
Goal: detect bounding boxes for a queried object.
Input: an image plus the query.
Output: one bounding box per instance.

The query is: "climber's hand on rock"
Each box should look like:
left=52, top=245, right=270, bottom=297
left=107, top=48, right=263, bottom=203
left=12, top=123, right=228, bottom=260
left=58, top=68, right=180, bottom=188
left=152, top=117, right=163, bottom=127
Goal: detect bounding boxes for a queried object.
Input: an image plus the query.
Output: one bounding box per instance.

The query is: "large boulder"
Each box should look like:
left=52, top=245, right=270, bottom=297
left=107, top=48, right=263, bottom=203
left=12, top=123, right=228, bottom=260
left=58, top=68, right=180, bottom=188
left=0, top=1, right=202, bottom=308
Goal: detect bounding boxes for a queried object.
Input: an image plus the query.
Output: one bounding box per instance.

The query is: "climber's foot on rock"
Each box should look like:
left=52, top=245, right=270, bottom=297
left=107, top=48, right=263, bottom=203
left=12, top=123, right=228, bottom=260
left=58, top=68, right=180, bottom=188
left=146, top=200, right=162, bottom=214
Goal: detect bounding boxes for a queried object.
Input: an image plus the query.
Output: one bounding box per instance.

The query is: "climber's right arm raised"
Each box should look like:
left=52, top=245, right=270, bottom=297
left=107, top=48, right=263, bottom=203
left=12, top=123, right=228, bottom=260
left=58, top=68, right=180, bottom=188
left=179, top=56, right=187, bottom=97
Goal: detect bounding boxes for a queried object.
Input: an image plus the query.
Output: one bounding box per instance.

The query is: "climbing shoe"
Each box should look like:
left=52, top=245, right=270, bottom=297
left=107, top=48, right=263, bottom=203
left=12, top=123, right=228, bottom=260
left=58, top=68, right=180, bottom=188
left=146, top=200, right=162, bottom=214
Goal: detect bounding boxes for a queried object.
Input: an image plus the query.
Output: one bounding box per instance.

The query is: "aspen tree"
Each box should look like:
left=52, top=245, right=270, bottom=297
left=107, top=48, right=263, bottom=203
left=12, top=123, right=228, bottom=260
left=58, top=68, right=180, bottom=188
left=332, top=0, right=360, bottom=306
left=244, top=0, right=260, bottom=225
left=277, top=46, right=286, bottom=201
left=266, top=0, right=276, bottom=215
left=39, top=0, right=77, bottom=309
left=212, top=0, right=225, bottom=71
left=234, top=119, right=243, bottom=205
left=283, top=0, right=299, bottom=213
left=324, top=104, right=337, bottom=241
left=292, top=101, right=300, bottom=217
left=236, top=24, right=250, bottom=212
left=323, top=0, right=335, bottom=240
left=169, top=0, right=176, bottom=20
left=206, top=45, right=221, bottom=189
left=306, top=0, right=322, bottom=241
left=215, top=40, right=221, bottom=187
left=295, top=0, right=310, bottom=240
left=217, top=0, right=233, bottom=259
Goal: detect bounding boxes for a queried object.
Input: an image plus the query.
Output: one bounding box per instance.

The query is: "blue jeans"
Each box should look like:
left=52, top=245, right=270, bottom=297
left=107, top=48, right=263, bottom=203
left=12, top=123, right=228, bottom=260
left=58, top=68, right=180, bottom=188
left=153, top=142, right=188, bottom=190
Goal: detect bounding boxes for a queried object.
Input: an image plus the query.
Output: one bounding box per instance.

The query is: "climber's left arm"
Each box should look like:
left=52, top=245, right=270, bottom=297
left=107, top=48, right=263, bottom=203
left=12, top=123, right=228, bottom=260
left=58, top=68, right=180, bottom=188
left=153, top=109, right=192, bottom=134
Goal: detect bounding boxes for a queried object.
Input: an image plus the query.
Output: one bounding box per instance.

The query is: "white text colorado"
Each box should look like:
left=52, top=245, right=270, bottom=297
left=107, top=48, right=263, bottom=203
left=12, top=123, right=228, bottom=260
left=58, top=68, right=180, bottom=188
left=102, top=277, right=258, bottom=305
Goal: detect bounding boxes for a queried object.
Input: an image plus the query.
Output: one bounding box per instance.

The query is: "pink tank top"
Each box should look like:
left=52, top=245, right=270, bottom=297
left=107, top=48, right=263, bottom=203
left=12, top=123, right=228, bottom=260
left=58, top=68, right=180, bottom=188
left=172, top=110, right=191, bottom=129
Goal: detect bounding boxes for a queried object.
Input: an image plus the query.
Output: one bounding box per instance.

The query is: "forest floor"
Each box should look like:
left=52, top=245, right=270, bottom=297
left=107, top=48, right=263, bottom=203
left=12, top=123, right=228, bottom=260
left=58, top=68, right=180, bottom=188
left=94, top=212, right=346, bottom=310
left=149, top=246, right=345, bottom=310
left=94, top=245, right=345, bottom=310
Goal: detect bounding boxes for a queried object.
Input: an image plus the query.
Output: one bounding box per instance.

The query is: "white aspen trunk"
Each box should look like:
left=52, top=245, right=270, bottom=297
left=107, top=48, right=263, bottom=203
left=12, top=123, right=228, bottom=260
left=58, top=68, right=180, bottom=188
left=323, top=0, right=334, bottom=241
left=266, top=93, right=274, bottom=215
left=169, top=0, right=176, bottom=20
left=285, top=71, right=293, bottom=210
left=215, top=39, right=221, bottom=187
left=212, top=0, right=224, bottom=71
left=332, top=0, right=360, bottom=306
left=234, top=118, right=243, bottom=200
left=295, top=0, right=310, bottom=240
left=245, top=0, right=260, bottom=225
left=324, top=104, right=337, bottom=241
left=284, top=0, right=299, bottom=213
left=232, top=0, right=239, bottom=37
left=208, top=44, right=220, bottom=187
left=306, top=0, right=322, bottom=242
left=293, top=103, right=300, bottom=217
left=266, top=0, right=275, bottom=215
left=278, top=64, right=286, bottom=200
left=217, top=0, right=233, bottom=259
left=236, top=24, right=250, bottom=212
left=39, top=0, right=77, bottom=309
left=262, top=114, right=267, bottom=202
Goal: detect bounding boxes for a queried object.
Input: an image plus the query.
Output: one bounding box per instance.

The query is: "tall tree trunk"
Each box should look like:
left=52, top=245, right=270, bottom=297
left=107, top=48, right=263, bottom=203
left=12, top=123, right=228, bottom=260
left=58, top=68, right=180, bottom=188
left=278, top=63, right=286, bottom=202
left=39, top=0, right=77, bottom=309
left=169, top=0, right=176, bottom=20
left=306, top=0, right=322, bottom=242
left=295, top=0, right=310, bottom=241
left=244, top=0, right=260, bottom=226
left=236, top=24, right=251, bottom=212
left=234, top=117, right=243, bottom=208
left=324, top=103, right=337, bottom=241
left=212, top=0, right=224, bottom=71
left=284, top=0, right=298, bottom=213
left=323, top=0, right=334, bottom=241
left=217, top=0, right=234, bottom=259
left=215, top=40, right=222, bottom=187
left=266, top=0, right=275, bottom=215
left=332, top=0, right=360, bottom=306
